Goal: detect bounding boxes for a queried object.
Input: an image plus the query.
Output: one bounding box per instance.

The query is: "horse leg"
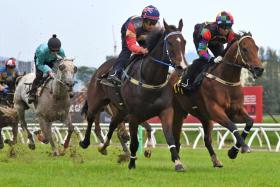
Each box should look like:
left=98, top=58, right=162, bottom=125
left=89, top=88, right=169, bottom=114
left=63, top=114, right=74, bottom=149
left=117, top=122, right=130, bottom=163
left=172, top=108, right=186, bottom=154
left=141, top=121, right=153, bottom=158
left=201, top=120, right=223, bottom=167
left=128, top=122, right=138, bottom=169
left=159, top=107, right=185, bottom=172
left=11, top=122, right=19, bottom=146
left=17, top=106, right=35, bottom=150
left=79, top=99, right=108, bottom=149
left=228, top=108, right=254, bottom=159
left=40, top=120, right=58, bottom=156
left=0, top=129, right=4, bottom=149
left=79, top=112, right=94, bottom=149
left=209, top=107, right=250, bottom=156
left=98, top=112, right=124, bottom=155
left=94, top=111, right=105, bottom=144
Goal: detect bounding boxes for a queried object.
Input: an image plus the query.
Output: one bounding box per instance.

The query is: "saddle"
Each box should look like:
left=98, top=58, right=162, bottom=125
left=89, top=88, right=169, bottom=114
left=175, top=59, right=214, bottom=94
left=99, top=55, right=143, bottom=110
left=25, top=77, right=51, bottom=102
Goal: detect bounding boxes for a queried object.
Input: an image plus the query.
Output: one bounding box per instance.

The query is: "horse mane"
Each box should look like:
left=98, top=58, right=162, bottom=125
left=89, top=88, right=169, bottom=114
left=145, top=25, right=178, bottom=52
left=145, top=28, right=164, bottom=52
left=222, top=31, right=252, bottom=56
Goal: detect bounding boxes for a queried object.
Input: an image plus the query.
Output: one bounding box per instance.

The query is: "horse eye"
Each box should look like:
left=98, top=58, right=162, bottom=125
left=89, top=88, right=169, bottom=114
left=242, top=47, right=248, bottom=53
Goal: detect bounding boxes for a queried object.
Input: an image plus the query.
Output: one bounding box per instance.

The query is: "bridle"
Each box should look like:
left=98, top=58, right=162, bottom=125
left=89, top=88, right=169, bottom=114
left=205, top=35, right=257, bottom=87
left=151, top=31, right=184, bottom=68
left=223, top=35, right=255, bottom=71
left=52, top=60, right=76, bottom=91
left=123, top=30, right=185, bottom=89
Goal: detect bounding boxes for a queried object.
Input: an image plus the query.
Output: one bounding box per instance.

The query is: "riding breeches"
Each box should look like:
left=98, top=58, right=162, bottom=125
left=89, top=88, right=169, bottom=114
left=181, top=58, right=209, bottom=85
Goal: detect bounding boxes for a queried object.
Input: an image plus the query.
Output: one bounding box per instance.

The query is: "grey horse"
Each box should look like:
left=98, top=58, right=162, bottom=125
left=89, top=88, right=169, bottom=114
left=14, top=59, right=77, bottom=155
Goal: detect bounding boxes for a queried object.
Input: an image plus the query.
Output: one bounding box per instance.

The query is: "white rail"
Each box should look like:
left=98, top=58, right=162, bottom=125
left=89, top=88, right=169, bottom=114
left=2, top=123, right=280, bottom=152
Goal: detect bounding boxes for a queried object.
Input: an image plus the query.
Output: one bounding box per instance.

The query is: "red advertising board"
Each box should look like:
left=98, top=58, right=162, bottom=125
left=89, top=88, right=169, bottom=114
left=148, top=86, right=263, bottom=123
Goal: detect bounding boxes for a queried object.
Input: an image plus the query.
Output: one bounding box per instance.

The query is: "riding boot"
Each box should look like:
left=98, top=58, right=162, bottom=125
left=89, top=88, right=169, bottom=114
left=28, top=77, right=41, bottom=104
left=108, top=69, right=122, bottom=83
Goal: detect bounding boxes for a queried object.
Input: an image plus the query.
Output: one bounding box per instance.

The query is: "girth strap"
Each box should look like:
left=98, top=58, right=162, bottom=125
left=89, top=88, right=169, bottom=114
left=123, top=70, right=169, bottom=89
left=204, top=73, right=241, bottom=86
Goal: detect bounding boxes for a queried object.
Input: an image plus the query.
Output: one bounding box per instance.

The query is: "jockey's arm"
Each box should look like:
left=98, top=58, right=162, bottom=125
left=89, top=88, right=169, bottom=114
left=36, top=53, right=52, bottom=74
left=125, top=22, right=145, bottom=54
left=197, top=28, right=212, bottom=61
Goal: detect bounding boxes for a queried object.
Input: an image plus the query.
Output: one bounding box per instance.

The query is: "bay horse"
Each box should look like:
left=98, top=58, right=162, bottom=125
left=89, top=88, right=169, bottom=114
left=171, top=32, right=264, bottom=167
left=79, top=19, right=188, bottom=171
left=14, top=59, right=77, bottom=155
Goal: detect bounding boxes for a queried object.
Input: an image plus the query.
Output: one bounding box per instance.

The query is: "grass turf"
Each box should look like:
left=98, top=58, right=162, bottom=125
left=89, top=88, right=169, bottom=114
left=0, top=143, right=279, bottom=187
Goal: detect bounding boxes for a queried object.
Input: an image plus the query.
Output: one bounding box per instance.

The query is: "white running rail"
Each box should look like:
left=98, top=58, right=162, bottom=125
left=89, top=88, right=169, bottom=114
left=2, top=123, right=280, bottom=152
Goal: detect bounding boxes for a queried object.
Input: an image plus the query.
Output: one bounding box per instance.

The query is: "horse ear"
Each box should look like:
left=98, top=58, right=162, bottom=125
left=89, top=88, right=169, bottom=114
left=178, top=19, right=183, bottom=31
left=59, top=64, right=66, bottom=71
left=163, top=19, right=170, bottom=32
left=73, top=66, right=78, bottom=73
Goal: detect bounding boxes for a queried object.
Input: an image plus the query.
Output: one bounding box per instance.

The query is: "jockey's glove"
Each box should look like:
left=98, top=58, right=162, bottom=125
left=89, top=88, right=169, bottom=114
left=209, top=56, right=223, bottom=64
left=48, top=72, right=56, bottom=78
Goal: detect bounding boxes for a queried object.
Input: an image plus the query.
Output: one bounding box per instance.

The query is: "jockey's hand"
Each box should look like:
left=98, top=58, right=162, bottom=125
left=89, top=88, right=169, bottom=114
left=210, top=56, right=223, bottom=64
left=48, top=72, right=56, bottom=78
left=140, top=48, right=149, bottom=55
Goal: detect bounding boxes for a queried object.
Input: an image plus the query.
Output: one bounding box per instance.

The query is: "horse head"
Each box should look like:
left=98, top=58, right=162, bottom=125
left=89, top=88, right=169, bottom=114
left=224, top=32, right=264, bottom=78
left=162, top=19, right=188, bottom=76
left=55, top=58, right=77, bottom=91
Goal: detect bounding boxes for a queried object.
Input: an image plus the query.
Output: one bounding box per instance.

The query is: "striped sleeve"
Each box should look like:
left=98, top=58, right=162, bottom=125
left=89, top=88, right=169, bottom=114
left=197, top=28, right=211, bottom=60
left=125, top=22, right=143, bottom=54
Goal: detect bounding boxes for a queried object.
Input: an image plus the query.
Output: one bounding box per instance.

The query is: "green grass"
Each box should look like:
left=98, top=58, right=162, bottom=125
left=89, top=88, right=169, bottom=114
left=0, top=143, right=279, bottom=187
left=263, top=115, right=280, bottom=123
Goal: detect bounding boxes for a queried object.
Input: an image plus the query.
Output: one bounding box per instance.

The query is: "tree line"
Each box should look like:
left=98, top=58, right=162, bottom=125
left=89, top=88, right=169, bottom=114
left=245, top=47, right=280, bottom=114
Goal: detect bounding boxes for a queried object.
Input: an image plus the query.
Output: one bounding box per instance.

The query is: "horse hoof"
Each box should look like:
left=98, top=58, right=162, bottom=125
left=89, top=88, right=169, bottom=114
left=79, top=141, right=89, bottom=149
left=213, top=161, right=223, bottom=168
left=128, top=163, right=136, bottom=169
left=144, top=150, right=152, bottom=158
left=28, top=144, right=36, bottom=150
left=117, top=153, right=130, bottom=163
left=9, top=149, right=16, bottom=157
left=241, top=145, right=251, bottom=154
left=228, top=146, right=239, bottom=159
left=97, top=147, right=108, bottom=155
left=175, top=164, right=185, bottom=172
left=53, top=151, right=59, bottom=156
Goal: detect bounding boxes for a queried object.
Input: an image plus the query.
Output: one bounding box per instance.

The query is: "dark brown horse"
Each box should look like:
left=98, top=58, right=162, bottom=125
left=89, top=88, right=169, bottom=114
left=171, top=32, right=264, bottom=167
left=79, top=19, right=188, bottom=171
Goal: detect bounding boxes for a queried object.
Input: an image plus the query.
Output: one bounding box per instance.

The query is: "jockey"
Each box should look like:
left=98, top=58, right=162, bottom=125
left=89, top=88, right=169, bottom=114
left=108, top=5, right=161, bottom=83
left=180, top=11, right=236, bottom=89
left=28, top=34, right=66, bottom=104
left=0, top=57, right=19, bottom=94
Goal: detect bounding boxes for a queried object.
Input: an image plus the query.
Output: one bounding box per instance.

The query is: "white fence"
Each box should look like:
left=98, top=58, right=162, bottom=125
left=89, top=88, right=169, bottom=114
left=2, top=123, right=280, bottom=152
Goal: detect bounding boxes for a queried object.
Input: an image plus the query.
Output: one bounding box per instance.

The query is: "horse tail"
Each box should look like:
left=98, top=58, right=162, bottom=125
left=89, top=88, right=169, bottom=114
left=81, top=100, right=88, bottom=118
